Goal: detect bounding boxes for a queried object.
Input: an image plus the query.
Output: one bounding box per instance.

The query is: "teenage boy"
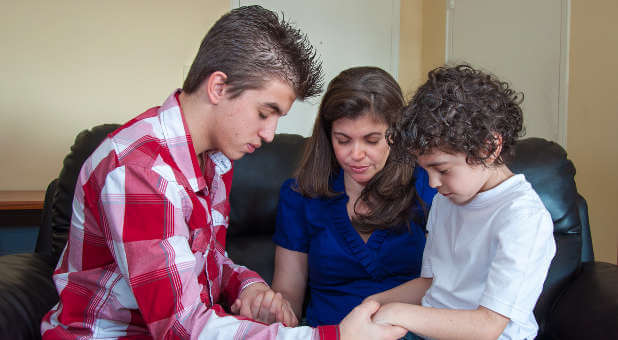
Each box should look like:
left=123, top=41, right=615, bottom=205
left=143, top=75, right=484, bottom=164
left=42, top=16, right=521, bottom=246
left=369, top=64, right=556, bottom=340
left=41, top=6, right=405, bottom=340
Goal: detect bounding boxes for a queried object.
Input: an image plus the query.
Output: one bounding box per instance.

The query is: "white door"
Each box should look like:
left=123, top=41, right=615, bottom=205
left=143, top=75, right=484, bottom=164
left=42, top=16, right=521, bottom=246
left=446, top=0, right=569, bottom=147
left=235, top=0, right=400, bottom=136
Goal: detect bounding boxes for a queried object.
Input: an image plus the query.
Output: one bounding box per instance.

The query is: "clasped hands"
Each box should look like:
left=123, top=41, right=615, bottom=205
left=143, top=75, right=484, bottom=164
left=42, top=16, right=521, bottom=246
left=231, top=283, right=298, bottom=326
left=233, top=283, right=406, bottom=340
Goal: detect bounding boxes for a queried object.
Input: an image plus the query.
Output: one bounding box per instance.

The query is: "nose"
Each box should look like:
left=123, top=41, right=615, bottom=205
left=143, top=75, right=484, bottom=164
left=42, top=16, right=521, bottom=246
left=351, top=142, right=365, bottom=161
left=258, top=117, right=278, bottom=143
left=427, top=173, right=441, bottom=189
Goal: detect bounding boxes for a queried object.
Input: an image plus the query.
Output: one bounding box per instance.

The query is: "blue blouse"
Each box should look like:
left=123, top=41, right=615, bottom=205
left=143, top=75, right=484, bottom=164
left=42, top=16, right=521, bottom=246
left=273, top=166, right=436, bottom=326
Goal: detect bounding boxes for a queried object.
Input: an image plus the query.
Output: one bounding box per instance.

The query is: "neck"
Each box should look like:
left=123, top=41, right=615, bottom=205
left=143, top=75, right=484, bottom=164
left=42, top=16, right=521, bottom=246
left=343, top=172, right=365, bottom=203
left=178, top=91, right=214, bottom=155
left=482, top=164, right=514, bottom=192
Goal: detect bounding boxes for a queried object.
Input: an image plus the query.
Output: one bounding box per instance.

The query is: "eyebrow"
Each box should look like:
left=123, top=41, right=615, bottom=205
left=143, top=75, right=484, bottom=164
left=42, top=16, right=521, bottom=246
left=332, top=131, right=384, bottom=138
left=424, top=161, right=449, bottom=167
left=262, top=102, right=284, bottom=116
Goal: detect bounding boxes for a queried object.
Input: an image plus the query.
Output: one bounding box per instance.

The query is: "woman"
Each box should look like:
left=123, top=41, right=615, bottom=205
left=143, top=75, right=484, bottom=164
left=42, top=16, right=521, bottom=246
left=271, top=66, right=436, bottom=326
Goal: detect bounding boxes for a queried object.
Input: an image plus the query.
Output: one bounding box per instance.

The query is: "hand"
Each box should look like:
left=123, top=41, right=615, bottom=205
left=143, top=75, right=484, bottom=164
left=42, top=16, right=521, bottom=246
left=340, top=300, right=407, bottom=340
left=362, top=292, right=381, bottom=305
left=371, top=302, right=401, bottom=326
left=231, top=283, right=299, bottom=326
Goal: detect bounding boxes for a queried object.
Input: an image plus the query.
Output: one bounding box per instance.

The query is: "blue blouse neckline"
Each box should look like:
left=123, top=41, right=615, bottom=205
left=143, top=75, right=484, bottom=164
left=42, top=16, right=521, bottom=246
left=329, top=169, right=389, bottom=279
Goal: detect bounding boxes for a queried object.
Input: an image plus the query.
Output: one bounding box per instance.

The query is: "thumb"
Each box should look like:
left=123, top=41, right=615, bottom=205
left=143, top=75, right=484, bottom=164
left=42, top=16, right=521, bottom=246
left=359, top=299, right=381, bottom=315
left=231, top=298, right=242, bottom=314
left=386, top=325, right=408, bottom=339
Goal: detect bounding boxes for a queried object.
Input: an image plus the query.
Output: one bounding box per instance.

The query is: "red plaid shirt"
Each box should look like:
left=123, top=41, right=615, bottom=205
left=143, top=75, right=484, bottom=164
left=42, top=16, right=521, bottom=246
left=41, top=91, right=338, bottom=340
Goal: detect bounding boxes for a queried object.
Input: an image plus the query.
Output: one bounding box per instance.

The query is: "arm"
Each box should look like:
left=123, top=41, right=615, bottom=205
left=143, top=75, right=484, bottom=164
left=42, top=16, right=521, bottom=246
left=365, top=276, right=433, bottom=306
left=102, top=167, right=317, bottom=339
left=373, top=303, right=508, bottom=340
left=340, top=300, right=408, bottom=340
left=271, top=245, right=309, bottom=319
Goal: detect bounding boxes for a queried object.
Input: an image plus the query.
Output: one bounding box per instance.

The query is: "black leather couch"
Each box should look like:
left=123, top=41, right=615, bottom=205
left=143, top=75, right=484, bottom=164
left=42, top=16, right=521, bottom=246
left=0, top=124, right=616, bottom=339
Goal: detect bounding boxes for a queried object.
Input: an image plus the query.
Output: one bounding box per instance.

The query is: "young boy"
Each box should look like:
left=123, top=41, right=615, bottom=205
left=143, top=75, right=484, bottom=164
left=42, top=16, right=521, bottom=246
left=41, top=6, right=405, bottom=340
left=370, top=64, right=556, bottom=339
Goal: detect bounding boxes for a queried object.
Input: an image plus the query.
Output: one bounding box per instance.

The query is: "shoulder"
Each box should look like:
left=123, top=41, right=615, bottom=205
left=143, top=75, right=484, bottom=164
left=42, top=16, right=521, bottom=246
left=278, top=178, right=312, bottom=207
left=498, top=176, right=549, bottom=218
left=280, top=178, right=300, bottom=196
left=488, top=177, right=553, bottom=238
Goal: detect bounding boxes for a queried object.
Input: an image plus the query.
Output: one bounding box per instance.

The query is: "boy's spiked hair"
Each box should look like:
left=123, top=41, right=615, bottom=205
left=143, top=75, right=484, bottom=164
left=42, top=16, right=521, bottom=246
left=388, top=64, right=524, bottom=165
left=183, top=5, right=323, bottom=100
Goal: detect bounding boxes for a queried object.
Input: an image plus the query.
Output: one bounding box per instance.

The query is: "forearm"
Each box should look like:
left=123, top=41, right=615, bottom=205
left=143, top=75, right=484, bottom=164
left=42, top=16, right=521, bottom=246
left=272, top=246, right=309, bottom=319
left=272, top=283, right=304, bottom=318
left=187, top=305, right=338, bottom=340
left=219, top=252, right=267, bottom=305
left=369, top=277, right=432, bottom=305
left=380, top=304, right=508, bottom=340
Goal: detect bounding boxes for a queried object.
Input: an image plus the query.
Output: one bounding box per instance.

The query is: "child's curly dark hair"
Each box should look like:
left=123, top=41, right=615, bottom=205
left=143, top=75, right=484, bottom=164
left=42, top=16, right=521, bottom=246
left=388, top=64, right=524, bottom=166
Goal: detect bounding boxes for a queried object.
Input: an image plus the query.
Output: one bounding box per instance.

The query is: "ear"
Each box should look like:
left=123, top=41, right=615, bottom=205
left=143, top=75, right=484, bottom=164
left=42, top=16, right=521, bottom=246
left=205, top=71, right=228, bottom=105
left=485, top=132, right=503, bottom=164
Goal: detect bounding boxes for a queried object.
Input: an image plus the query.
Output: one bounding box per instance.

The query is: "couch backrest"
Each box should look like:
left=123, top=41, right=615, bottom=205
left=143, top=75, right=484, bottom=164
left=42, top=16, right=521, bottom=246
left=226, top=134, right=307, bottom=283
left=48, top=124, right=121, bottom=263
left=43, top=125, right=591, bottom=333
left=228, top=133, right=307, bottom=237
left=507, top=137, right=590, bottom=334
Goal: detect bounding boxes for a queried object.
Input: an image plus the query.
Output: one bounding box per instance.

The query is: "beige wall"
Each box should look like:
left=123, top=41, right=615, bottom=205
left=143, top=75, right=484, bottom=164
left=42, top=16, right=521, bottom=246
left=0, top=0, right=229, bottom=190
left=400, top=1, right=617, bottom=264
left=3, top=1, right=615, bottom=264
left=567, top=0, right=618, bottom=264
left=399, top=0, right=446, bottom=99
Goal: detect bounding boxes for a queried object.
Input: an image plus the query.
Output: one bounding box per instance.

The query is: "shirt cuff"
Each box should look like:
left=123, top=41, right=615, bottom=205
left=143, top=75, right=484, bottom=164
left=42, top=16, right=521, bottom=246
left=224, top=271, right=266, bottom=307
left=317, top=325, right=340, bottom=340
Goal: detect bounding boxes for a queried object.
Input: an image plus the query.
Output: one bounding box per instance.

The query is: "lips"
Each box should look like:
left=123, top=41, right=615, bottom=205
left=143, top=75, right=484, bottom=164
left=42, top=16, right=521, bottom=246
left=349, top=165, right=369, bottom=174
left=246, top=144, right=258, bottom=153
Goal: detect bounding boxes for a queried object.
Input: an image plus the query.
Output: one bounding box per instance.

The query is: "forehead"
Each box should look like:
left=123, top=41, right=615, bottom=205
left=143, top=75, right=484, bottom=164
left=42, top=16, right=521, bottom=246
left=237, top=79, right=296, bottom=114
left=331, top=113, right=387, bottom=133
left=416, top=149, right=464, bottom=166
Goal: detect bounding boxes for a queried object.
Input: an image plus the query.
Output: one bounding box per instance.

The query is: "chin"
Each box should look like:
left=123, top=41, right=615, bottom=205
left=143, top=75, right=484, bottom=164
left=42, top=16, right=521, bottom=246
left=351, top=175, right=372, bottom=185
left=229, top=153, right=244, bottom=161
left=220, top=149, right=243, bottom=161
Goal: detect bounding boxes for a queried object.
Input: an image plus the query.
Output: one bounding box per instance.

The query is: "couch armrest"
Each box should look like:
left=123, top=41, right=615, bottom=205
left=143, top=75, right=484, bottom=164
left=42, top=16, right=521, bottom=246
left=549, top=261, right=618, bottom=340
left=0, top=253, right=58, bottom=340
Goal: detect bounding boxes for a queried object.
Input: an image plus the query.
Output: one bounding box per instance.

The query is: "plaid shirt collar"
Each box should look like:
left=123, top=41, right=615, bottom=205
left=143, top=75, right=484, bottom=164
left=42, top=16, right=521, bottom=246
left=158, top=89, right=232, bottom=193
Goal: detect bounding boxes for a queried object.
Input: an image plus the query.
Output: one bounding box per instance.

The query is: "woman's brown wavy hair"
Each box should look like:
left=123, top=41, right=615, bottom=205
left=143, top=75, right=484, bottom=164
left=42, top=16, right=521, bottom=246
left=295, top=66, right=424, bottom=233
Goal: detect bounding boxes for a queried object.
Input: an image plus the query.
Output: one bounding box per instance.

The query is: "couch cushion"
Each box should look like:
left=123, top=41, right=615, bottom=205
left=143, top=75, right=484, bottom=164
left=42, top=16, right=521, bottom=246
left=0, top=253, right=58, bottom=340
left=550, top=262, right=618, bottom=340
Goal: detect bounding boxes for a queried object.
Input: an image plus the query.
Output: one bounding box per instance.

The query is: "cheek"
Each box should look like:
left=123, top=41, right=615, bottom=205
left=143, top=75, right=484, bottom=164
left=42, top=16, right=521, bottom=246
left=370, top=144, right=390, bottom=167
left=332, top=143, right=347, bottom=164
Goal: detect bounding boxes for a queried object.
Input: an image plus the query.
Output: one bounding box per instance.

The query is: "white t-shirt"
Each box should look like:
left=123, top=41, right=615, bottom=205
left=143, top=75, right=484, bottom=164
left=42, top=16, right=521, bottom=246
left=420, top=174, right=556, bottom=340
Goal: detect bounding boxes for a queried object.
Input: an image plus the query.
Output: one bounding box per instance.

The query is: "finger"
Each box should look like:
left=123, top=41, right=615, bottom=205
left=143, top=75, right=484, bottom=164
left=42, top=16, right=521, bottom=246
left=275, top=302, right=285, bottom=325
left=240, top=296, right=255, bottom=319
left=382, top=325, right=407, bottom=339
left=230, top=299, right=241, bottom=314
left=259, top=291, right=277, bottom=324
left=250, top=292, right=265, bottom=320
left=269, top=292, right=283, bottom=317
left=283, top=303, right=298, bottom=327
left=360, top=299, right=381, bottom=316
